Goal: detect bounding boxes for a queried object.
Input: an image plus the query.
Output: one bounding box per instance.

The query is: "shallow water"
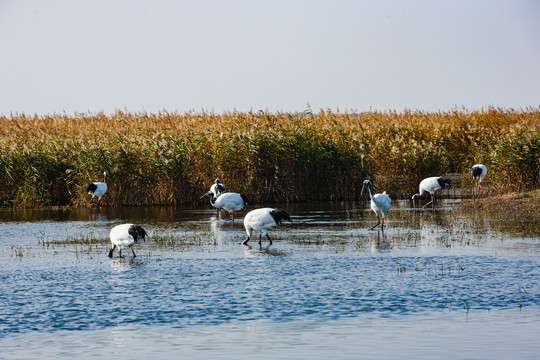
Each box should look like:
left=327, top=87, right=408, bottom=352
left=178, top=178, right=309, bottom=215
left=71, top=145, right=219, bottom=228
left=1, top=200, right=539, bottom=358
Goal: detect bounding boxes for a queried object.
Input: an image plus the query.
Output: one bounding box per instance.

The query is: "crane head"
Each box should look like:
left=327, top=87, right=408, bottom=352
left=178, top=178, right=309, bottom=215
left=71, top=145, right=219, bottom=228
left=437, top=177, right=451, bottom=188
left=129, top=225, right=147, bottom=243
left=361, top=180, right=372, bottom=195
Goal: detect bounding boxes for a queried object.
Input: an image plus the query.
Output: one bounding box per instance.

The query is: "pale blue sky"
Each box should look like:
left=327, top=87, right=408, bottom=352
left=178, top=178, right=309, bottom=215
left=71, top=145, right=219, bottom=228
left=1, top=0, right=539, bottom=115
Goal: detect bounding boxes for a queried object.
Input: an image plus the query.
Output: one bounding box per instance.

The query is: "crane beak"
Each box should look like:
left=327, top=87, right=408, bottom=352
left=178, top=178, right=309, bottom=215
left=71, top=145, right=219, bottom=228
left=200, top=192, right=210, bottom=199
left=361, top=185, right=365, bottom=196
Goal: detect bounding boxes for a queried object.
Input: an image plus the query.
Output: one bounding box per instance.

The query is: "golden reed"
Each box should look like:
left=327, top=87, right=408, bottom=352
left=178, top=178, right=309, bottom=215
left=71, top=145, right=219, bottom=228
left=0, top=108, right=538, bottom=207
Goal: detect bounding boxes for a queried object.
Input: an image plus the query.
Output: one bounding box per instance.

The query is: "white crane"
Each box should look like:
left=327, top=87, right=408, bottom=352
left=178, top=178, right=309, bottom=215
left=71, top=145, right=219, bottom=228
left=412, top=176, right=451, bottom=210
left=471, top=164, right=488, bottom=198
left=210, top=178, right=226, bottom=197
left=361, top=180, right=391, bottom=230
left=108, top=223, right=147, bottom=258
left=201, top=191, right=248, bottom=221
left=242, top=208, right=292, bottom=246
left=87, top=171, right=108, bottom=207
left=209, top=178, right=226, bottom=216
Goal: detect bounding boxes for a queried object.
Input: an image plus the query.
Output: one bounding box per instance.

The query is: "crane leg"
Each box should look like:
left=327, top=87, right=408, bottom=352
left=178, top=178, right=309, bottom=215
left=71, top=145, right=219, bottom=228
left=422, top=195, right=434, bottom=209
left=118, top=249, right=123, bottom=258
left=242, top=236, right=250, bottom=245
left=370, top=217, right=381, bottom=230
left=108, top=245, right=116, bottom=258
left=266, top=234, right=272, bottom=246
left=132, top=248, right=136, bottom=257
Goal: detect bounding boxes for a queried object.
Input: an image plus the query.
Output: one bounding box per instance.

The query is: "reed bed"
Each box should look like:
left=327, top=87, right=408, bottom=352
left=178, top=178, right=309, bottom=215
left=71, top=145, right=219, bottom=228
left=0, top=108, right=538, bottom=208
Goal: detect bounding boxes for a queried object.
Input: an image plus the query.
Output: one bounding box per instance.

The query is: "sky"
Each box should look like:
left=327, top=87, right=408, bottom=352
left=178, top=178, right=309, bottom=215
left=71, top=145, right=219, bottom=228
left=1, top=0, right=539, bottom=115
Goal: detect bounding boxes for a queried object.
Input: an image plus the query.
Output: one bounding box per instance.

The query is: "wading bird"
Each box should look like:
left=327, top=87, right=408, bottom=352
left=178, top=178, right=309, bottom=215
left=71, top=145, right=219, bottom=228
left=412, top=176, right=451, bottom=210
left=361, top=180, right=391, bottom=230
left=108, top=224, right=147, bottom=258
left=210, top=178, right=226, bottom=197
left=209, top=178, right=226, bottom=216
left=242, top=208, right=292, bottom=246
left=86, top=171, right=108, bottom=208
left=201, top=191, right=248, bottom=221
left=471, top=164, right=488, bottom=198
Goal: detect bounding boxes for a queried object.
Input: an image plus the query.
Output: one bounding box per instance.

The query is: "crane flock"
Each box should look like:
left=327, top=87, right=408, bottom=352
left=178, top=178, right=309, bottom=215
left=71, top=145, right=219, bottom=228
left=87, top=164, right=487, bottom=257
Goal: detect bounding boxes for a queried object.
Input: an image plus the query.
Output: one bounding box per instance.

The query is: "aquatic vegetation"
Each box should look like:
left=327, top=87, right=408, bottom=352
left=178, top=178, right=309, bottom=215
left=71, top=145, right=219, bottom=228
left=11, top=245, right=24, bottom=258
left=0, top=108, right=538, bottom=207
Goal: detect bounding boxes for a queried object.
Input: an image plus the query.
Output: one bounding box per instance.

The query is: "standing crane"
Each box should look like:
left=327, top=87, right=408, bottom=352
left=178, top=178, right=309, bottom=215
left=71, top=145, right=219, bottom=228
left=87, top=172, right=108, bottom=208
left=361, top=180, right=391, bottom=230
left=209, top=178, right=226, bottom=217
left=201, top=191, right=248, bottom=222
left=471, top=164, right=488, bottom=199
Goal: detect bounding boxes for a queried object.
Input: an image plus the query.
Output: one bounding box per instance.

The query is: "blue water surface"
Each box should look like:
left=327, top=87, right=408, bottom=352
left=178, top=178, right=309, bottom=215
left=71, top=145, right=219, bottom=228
left=1, top=201, right=539, bottom=358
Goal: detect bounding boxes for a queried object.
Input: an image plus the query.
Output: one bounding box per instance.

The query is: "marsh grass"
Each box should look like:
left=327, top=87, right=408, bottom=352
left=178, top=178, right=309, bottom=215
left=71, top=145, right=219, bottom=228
left=1, top=108, right=538, bottom=208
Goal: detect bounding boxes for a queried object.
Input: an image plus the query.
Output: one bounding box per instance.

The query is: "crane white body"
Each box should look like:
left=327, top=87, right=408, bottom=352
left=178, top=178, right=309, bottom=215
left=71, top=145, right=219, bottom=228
left=412, top=176, right=451, bottom=210
left=471, top=164, right=488, bottom=198
left=242, top=208, right=292, bottom=246
left=87, top=172, right=108, bottom=207
left=361, top=180, right=391, bottom=229
left=203, top=191, right=248, bottom=221
left=108, top=223, right=147, bottom=258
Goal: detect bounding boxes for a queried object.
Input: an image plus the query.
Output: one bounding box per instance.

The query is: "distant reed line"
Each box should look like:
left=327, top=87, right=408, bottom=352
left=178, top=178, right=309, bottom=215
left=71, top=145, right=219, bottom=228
left=0, top=108, right=538, bottom=208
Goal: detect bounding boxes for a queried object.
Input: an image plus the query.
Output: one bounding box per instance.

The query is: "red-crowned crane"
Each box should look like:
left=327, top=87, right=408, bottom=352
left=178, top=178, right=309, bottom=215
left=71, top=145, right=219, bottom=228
left=209, top=178, right=226, bottom=217
left=201, top=191, right=248, bottom=222
left=210, top=178, right=226, bottom=197
left=242, top=208, right=292, bottom=246
left=108, top=224, right=147, bottom=258
left=412, top=176, right=451, bottom=210
left=471, top=164, right=488, bottom=198
left=87, top=172, right=108, bottom=207
left=361, top=180, right=391, bottom=230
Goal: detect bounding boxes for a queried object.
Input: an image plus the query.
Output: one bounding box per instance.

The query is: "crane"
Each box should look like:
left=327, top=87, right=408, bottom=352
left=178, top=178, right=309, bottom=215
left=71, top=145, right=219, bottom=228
left=361, top=180, right=391, bottom=230
left=412, top=176, right=451, bottom=210
left=87, top=172, right=108, bottom=208
left=242, top=208, right=292, bottom=246
left=108, top=223, right=147, bottom=258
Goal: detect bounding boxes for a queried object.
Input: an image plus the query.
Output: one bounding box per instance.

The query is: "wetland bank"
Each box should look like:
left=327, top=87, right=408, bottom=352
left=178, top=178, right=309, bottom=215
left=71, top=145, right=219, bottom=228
left=1, top=109, right=539, bottom=358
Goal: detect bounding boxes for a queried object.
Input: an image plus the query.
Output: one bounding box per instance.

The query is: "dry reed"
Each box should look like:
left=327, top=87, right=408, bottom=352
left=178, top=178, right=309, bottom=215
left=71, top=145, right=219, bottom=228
left=0, top=108, right=538, bottom=208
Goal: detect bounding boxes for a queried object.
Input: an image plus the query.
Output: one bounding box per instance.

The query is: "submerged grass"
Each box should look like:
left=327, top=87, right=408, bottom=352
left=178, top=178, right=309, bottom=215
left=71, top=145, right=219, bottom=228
left=1, top=108, right=538, bottom=208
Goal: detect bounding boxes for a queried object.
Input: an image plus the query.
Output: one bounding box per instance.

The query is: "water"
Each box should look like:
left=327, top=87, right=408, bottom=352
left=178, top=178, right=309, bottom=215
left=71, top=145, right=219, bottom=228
left=1, top=200, right=539, bottom=359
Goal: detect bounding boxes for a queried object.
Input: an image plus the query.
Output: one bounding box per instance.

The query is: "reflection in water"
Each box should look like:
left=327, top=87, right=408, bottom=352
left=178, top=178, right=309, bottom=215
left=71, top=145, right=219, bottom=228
left=210, top=219, right=236, bottom=245
left=109, top=257, right=145, bottom=270
left=89, top=212, right=108, bottom=222
left=371, top=230, right=392, bottom=253
left=243, top=244, right=285, bottom=257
